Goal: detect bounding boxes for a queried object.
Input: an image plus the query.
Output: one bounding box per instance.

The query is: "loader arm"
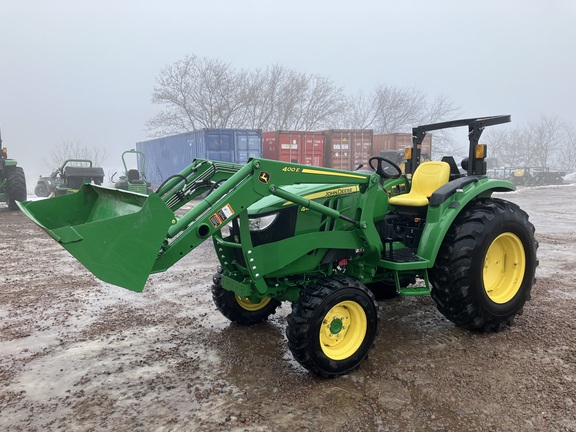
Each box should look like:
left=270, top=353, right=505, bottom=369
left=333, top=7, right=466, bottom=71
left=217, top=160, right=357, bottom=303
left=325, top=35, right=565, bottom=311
left=152, top=159, right=374, bottom=273
left=156, top=159, right=245, bottom=212
left=19, top=158, right=377, bottom=292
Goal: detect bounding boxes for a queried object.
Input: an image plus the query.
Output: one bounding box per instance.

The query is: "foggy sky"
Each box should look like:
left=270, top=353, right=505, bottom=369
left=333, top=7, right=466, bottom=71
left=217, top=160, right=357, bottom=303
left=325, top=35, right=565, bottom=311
left=1, top=0, right=575, bottom=185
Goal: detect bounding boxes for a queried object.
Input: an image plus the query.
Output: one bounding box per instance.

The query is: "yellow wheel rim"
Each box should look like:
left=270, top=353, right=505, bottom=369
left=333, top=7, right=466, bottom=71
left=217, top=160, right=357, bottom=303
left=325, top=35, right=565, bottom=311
left=235, top=295, right=272, bottom=311
left=319, top=301, right=367, bottom=361
left=483, top=232, right=526, bottom=304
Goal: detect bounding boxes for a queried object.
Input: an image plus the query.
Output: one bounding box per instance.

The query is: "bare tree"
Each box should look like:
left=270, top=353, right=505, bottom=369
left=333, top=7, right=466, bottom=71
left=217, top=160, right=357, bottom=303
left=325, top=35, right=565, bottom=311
left=198, top=59, right=247, bottom=128
left=483, top=127, right=527, bottom=167
left=339, top=90, right=381, bottom=130
left=343, top=88, right=459, bottom=134
left=371, top=86, right=427, bottom=132
left=483, top=116, right=571, bottom=171
left=147, top=57, right=347, bottom=135
left=268, top=68, right=309, bottom=130
left=240, top=66, right=347, bottom=131
left=291, top=74, right=347, bottom=130
left=47, top=140, right=108, bottom=169
left=147, top=54, right=472, bottom=162
left=422, top=94, right=461, bottom=124
left=559, top=122, right=576, bottom=173
left=147, top=55, right=245, bottom=135
left=343, top=85, right=461, bottom=158
left=528, top=116, right=564, bottom=168
left=147, top=55, right=198, bottom=135
left=238, top=65, right=284, bottom=130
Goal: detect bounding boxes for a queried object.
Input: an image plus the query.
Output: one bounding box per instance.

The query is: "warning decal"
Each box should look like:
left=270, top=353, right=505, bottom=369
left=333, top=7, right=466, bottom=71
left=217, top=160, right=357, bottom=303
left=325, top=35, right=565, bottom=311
left=209, top=204, right=235, bottom=228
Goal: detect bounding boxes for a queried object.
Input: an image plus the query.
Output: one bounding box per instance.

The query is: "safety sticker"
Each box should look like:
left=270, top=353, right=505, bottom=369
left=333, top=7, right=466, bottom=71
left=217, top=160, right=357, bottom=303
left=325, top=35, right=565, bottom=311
left=209, top=203, right=235, bottom=228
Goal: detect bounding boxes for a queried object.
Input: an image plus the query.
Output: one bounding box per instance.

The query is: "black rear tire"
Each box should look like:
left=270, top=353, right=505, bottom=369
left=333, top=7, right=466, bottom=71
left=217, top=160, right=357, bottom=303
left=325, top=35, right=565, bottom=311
left=211, top=267, right=280, bottom=325
left=286, top=276, right=379, bottom=377
left=6, top=166, right=27, bottom=210
left=34, top=181, right=49, bottom=197
left=429, top=198, right=538, bottom=332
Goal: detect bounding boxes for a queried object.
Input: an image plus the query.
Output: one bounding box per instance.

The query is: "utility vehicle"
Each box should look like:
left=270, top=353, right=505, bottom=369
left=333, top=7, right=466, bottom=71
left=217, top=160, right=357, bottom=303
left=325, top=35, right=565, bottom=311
left=49, top=159, right=105, bottom=197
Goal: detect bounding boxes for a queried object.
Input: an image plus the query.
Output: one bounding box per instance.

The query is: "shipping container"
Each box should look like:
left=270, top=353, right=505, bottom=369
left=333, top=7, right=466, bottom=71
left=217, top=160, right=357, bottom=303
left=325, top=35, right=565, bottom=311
left=262, top=131, right=325, bottom=166
left=373, top=133, right=432, bottom=157
left=136, top=129, right=262, bottom=186
left=323, top=129, right=373, bottom=171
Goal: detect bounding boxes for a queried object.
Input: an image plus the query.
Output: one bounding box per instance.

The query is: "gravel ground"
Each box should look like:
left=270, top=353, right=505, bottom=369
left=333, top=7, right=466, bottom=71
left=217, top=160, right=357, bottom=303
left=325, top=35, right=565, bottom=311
left=1, top=184, right=575, bottom=431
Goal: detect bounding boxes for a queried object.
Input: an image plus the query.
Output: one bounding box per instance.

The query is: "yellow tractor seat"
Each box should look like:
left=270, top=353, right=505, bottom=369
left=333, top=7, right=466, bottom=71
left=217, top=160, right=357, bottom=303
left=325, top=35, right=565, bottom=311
left=389, top=161, right=451, bottom=207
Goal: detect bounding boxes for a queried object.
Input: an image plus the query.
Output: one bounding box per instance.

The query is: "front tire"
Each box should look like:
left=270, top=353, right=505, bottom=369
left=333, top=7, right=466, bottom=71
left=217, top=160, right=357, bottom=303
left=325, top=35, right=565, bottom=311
left=430, top=198, right=538, bottom=332
left=211, top=267, right=280, bottom=325
left=286, top=276, right=379, bottom=377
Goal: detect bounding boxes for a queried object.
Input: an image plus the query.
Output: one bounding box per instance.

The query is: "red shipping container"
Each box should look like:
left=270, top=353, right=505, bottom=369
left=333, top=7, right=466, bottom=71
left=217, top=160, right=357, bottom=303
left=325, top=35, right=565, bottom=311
left=262, top=131, right=325, bottom=166
left=373, top=133, right=432, bottom=157
left=323, top=129, right=373, bottom=171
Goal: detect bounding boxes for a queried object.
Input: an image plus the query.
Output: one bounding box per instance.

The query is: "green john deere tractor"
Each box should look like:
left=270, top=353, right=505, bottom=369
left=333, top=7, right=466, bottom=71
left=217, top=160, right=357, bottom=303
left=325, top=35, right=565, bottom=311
left=0, top=130, right=27, bottom=209
left=19, top=116, right=538, bottom=377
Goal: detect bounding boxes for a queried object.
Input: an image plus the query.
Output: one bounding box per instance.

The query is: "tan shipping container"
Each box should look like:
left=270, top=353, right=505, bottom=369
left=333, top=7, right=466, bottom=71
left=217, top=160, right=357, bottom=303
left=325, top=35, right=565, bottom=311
left=324, top=129, right=373, bottom=171
left=373, top=133, right=432, bottom=157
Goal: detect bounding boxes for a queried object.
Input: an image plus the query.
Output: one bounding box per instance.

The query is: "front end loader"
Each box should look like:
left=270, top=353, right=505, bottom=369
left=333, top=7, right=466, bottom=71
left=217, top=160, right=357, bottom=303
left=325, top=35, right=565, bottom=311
left=19, top=115, right=538, bottom=377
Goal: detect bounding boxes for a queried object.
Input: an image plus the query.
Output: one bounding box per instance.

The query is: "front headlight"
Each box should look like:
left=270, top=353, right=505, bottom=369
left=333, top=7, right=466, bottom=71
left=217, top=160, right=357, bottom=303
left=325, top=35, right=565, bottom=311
left=223, top=220, right=234, bottom=237
left=249, top=213, right=278, bottom=231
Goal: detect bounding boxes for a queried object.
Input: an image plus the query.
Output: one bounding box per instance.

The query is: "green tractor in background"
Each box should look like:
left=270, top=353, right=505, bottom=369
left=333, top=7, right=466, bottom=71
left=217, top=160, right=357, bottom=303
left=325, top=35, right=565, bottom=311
left=50, top=159, right=105, bottom=197
left=19, top=115, right=538, bottom=377
left=35, top=159, right=105, bottom=197
left=112, top=149, right=153, bottom=194
left=0, top=130, right=27, bottom=209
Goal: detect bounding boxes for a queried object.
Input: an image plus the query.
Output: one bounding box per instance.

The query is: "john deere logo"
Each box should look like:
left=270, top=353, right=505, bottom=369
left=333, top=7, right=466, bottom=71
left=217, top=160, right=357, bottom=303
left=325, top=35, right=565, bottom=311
left=258, top=171, right=271, bottom=184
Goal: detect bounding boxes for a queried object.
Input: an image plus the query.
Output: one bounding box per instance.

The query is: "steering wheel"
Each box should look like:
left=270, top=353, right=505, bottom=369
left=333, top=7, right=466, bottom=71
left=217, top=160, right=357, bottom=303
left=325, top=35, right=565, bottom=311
left=368, top=156, right=403, bottom=180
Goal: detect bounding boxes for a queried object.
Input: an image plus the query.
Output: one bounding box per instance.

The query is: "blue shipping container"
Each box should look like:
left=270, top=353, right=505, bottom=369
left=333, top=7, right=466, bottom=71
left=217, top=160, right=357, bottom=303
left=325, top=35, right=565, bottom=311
left=136, top=129, right=262, bottom=187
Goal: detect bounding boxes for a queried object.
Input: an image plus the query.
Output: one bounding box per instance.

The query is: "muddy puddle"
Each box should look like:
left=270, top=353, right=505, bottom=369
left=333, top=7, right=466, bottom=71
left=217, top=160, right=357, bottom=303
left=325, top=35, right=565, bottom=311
left=1, top=185, right=576, bottom=431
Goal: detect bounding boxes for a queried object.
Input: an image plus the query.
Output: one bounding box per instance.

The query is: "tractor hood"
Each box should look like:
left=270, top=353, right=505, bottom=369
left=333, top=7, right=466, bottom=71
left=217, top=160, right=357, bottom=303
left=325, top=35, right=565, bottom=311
left=247, top=183, right=361, bottom=215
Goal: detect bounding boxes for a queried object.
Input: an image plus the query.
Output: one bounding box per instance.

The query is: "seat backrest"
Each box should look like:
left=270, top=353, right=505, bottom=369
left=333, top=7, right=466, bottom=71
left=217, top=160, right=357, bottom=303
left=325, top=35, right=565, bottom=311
left=441, top=156, right=462, bottom=181
left=411, top=161, right=451, bottom=197
left=127, top=169, right=141, bottom=182
left=388, top=161, right=451, bottom=207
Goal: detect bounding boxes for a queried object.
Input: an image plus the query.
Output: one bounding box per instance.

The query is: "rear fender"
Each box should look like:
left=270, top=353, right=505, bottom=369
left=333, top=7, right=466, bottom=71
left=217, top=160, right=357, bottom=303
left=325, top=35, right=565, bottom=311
left=417, top=178, right=514, bottom=264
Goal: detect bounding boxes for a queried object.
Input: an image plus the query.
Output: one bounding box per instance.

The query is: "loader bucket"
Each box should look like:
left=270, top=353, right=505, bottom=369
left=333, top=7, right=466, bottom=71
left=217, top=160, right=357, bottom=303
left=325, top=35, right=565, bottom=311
left=18, top=184, right=175, bottom=292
